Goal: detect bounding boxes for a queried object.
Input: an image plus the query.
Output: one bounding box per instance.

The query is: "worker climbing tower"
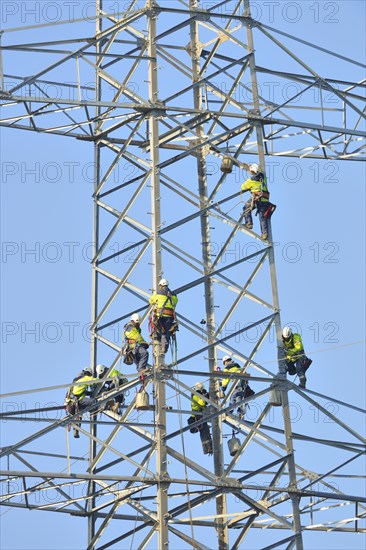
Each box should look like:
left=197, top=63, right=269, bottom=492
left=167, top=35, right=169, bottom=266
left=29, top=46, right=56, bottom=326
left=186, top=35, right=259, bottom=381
left=1, top=1, right=365, bottom=549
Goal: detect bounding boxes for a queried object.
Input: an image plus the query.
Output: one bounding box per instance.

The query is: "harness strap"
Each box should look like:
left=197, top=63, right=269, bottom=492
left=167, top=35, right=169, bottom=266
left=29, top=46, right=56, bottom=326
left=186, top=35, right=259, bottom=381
left=162, top=308, right=175, bottom=316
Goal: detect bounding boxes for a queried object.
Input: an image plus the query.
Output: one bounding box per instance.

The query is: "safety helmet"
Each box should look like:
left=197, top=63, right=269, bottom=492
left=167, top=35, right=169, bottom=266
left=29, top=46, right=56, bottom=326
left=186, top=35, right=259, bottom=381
left=83, top=367, right=93, bottom=376
left=222, top=355, right=231, bottom=363
left=96, top=364, right=107, bottom=377
left=193, top=382, right=204, bottom=392
left=131, top=313, right=141, bottom=323
left=159, top=278, right=169, bottom=287
left=249, top=163, right=260, bottom=174
left=282, top=326, right=293, bottom=339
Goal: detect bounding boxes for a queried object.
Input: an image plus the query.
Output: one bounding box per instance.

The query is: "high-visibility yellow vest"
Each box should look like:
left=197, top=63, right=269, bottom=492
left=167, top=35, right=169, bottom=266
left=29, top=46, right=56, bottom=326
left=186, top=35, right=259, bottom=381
left=241, top=173, right=269, bottom=202
left=149, top=290, right=178, bottom=316
left=71, top=375, right=99, bottom=399
left=191, top=393, right=207, bottom=412
left=283, top=333, right=304, bottom=360
left=124, top=322, right=148, bottom=348
left=222, top=363, right=247, bottom=389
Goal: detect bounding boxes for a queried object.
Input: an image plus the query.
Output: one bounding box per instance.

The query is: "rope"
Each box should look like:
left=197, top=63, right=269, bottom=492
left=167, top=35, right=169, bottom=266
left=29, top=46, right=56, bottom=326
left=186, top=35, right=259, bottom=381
left=65, top=427, right=71, bottom=475
left=223, top=200, right=243, bottom=216
left=171, top=363, right=196, bottom=542
left=170, top=333, right=178, bottom=367
left=129, top=450, right=152, bottom=550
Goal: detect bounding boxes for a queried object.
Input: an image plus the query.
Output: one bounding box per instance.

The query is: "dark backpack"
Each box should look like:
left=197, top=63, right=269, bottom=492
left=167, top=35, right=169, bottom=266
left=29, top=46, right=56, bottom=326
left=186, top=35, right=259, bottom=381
left=187, top=415, right=199, bottom=434
left=123, top=346, right=134, bottom=365
left=244, top=385, right=255, bottom=398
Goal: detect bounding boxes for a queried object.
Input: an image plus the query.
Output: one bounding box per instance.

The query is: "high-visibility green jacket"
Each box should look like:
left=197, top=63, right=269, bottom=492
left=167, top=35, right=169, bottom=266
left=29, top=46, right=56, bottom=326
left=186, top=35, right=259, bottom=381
left=71, top=375, right=99, bottom=400
left=241, top=173, right=269, bottom=202
left=110, top=368, right=122, bottom=378
left=124, top=322, right=148, bottom=348
left=283, top=333, right=304, bottom=360
left=191, top=392, right=207, bottom=412
left=109, top=369, right=127, bottom=383
left=222, top=363, right=246, bottom=389
left=149, top=289, right=178, bottom=317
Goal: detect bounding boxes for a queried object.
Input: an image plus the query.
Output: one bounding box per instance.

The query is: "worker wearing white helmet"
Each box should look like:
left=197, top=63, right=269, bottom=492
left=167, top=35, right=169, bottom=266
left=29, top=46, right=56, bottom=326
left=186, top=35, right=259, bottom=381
left=282, top=326, right=312, bottom=388
left=65, top=369, right=100, bottom=438
left=241, top=162, right=272, bottom=241
left=72, top=366, right=93, bottom=382
left=188, top=382, right=213, bottom=455
left=149, top=278, right=178, bottom=354
left=123, top=313, right=149, bottom=372
left=219, top=356, right=255, bottom=419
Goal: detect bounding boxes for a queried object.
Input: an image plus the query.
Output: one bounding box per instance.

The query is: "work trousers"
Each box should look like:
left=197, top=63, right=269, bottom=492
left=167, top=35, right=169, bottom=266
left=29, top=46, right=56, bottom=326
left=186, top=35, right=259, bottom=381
left=243, top=199, right=269, bottom=236
left=133, top=344, right=149, bottom=372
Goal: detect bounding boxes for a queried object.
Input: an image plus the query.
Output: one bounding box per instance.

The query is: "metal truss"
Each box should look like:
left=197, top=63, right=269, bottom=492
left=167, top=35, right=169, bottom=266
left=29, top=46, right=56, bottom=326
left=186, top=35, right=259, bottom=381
left=1, top=1, right=365, bottom=549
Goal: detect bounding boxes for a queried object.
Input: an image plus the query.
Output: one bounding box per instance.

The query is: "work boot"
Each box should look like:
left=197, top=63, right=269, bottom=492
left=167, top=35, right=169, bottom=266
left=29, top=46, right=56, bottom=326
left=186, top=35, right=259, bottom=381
left=73, top=429, right=80, bottom=439
left=244, top=223, right=253, bottom=230
left=261, top=233, right=268, bottom=241
left=237, top=407, right=245, bottom=420
left=298, top=374, right=307, bottom=388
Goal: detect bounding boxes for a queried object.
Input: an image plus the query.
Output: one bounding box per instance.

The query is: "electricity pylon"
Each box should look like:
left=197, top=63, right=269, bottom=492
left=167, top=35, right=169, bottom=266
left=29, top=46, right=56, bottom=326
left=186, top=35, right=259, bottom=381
left=0, top=1, right=365, bottom=549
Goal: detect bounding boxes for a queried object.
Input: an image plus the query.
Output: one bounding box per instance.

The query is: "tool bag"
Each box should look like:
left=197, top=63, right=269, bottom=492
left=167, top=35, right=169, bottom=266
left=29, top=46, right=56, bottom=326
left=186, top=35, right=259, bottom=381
left=244, top=384, right=255, bottom=398
left=65, top=388, right=78, bottom=416
left=122, top=344, right=134, bottom=365
left=286, top=362, right=297, bottom=375
left=263, top=202, right=276, bottom=219
left=187, top=415, right=200, bottom=434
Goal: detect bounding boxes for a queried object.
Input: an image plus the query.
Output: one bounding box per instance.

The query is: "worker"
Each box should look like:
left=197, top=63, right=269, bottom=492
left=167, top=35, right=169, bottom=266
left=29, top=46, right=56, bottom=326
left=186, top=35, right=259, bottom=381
left=220, top=356, right=255, bottom=418
left=241, top=163, right=270, bottom=241
left=189, top=382, right=213, bottom=455
left=65, top=370, right=100, bottom=438
left=282, top=326, right=312, bottom=388
left=149, top=279, right=178, bottom=355
left=72, top=366, right=93, bottom=381
left=103, top=366, right=129, bottom=414
left=123, top=313, right=150, bottom=373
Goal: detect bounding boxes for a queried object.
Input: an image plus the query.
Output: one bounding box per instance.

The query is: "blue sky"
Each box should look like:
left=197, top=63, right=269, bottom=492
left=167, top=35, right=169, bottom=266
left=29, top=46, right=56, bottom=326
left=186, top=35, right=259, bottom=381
left=1, top=1, right=365, bottom=549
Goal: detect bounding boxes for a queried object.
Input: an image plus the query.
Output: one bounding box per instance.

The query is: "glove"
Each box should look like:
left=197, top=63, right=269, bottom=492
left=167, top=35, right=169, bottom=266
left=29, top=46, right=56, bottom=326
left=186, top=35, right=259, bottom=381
left=286, top=355, right=292, bottom=361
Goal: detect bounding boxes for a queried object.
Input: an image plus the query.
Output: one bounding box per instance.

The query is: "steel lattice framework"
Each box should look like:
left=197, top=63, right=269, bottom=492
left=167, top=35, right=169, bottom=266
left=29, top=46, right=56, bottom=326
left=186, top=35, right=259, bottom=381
left=1, top=1, right=365, bottom=549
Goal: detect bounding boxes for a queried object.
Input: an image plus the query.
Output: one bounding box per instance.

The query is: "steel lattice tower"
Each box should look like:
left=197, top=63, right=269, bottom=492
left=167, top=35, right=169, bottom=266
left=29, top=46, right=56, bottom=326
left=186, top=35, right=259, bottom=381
left=1, top=1, right=365, bottom=549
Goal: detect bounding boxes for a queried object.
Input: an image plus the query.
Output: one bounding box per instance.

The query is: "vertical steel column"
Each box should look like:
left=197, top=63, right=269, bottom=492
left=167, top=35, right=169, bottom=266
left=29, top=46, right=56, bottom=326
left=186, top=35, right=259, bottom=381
left=244, top=1, right=303, bottom=547
left=147, top=1, right=169, bottom=547
left=88, top=2, right=102, bottom=547
left=189, top=2, right=228, bottom=548
left=243, top=0, right=282, bottom=354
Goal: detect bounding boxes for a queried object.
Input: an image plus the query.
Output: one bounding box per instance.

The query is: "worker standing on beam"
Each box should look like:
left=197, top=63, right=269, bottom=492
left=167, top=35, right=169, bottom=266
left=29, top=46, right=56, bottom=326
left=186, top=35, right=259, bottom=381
left=123, top=313, right=150, bottom=373
left=188, top=382, right=213, bottom=456
left=103, top=367, right=128, bottom=414
left=149, top=278, right=178, bottom=357
left=220, top=356, right=255, bottom=419
left=241, top=163, right=273, bottom=241
left=282, top=326, right=312, bottom=388
left=65, top=369, right=100, bottom=438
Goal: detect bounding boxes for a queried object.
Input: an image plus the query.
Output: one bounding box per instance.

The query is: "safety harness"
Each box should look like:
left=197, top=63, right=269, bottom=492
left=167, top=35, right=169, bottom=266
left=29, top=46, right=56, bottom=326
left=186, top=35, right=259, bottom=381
left=149, top=292, right=178, bottom=338
left=242, top=174, right=276, bottom=219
